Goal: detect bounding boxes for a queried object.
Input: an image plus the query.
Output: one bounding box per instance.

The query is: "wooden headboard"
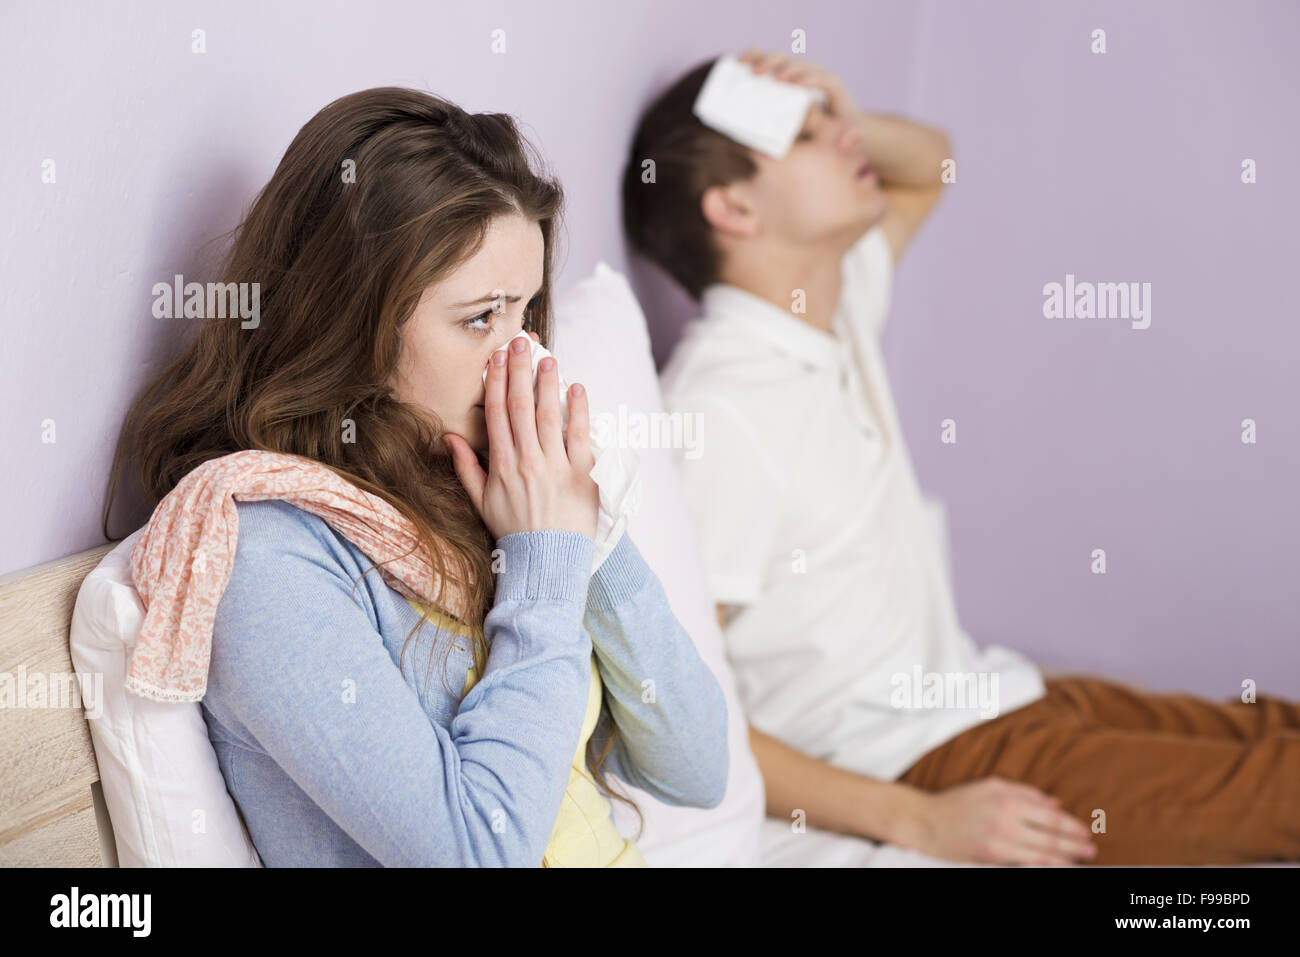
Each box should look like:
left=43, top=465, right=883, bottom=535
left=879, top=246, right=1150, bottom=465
left=0, top=543, right=118, bottom=866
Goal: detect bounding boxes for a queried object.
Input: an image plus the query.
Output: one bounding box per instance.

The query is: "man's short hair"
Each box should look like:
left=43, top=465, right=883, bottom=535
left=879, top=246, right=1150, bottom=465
left=621, top=57, right=757, bottom=301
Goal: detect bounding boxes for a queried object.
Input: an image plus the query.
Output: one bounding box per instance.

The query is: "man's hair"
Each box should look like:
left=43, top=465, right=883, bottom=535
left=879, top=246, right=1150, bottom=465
left=621, top=57, right=757, bottom=301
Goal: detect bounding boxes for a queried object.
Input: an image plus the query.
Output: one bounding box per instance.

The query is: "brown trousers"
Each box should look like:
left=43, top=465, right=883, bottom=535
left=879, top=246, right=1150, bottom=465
left=896, top=676, right=1300, bottom=865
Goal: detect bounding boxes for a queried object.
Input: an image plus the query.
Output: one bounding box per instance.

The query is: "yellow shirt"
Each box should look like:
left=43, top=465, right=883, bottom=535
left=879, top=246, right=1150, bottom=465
left=405, top=600, right=647, bottom=868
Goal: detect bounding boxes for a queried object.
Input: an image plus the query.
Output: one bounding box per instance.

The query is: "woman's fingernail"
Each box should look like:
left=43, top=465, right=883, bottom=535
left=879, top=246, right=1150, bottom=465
left=539, top=357, right=554, bottom=372
left=511, top=337, right=527, bottom=353
left=492, top=351, right=506, bottom=366
left=571, top=383, right=583, bottom=396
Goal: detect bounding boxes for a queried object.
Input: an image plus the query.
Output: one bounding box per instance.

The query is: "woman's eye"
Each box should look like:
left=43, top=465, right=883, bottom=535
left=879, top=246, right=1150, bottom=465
left=461, top=311, right=493, bottom=334
left=463, top=294, right=541, bottom=335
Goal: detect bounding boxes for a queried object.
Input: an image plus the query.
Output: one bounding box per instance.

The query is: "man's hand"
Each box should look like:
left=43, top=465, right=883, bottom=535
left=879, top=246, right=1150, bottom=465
left=895, top=778, right=1098, bottom=866
left=722, top=599, right=1095, bottom=865
left=737, top=48, right=860, bottom=123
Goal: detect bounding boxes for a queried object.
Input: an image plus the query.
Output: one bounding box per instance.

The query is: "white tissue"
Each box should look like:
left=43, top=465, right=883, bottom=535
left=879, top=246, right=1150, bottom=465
left=482, top=330, right=643, bottom=573
left=692, top=54, right=827, bottom=159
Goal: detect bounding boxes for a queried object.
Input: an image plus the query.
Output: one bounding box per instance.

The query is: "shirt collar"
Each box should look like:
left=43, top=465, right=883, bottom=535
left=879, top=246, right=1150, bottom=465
left=700, top=282, right=845, bottom=370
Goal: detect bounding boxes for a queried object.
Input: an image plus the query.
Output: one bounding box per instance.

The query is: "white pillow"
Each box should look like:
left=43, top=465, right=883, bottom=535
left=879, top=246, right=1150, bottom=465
left=552, top=263, right=765, bottom=866
left=69, top=528, right=262, bottom=867
left=69, top=261, right=764, bottom=867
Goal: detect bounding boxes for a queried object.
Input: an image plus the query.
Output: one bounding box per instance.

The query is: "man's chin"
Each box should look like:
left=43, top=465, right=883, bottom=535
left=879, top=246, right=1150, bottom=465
left=847, top=201, right=888, bottom=241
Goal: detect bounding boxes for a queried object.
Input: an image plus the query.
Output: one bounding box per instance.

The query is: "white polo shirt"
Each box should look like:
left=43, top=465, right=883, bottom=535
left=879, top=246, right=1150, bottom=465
left=660, top=225, right=1045, bottom=782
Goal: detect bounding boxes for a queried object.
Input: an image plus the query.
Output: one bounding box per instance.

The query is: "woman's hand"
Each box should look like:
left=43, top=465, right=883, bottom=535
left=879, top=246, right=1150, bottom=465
left=445, top=333, right=599, bottom=542
left=896, top=777, right=1098, bottom=866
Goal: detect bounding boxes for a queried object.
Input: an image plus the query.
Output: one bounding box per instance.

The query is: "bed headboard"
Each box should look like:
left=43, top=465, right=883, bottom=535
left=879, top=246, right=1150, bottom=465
left=0, top=543, right=117, bottom=866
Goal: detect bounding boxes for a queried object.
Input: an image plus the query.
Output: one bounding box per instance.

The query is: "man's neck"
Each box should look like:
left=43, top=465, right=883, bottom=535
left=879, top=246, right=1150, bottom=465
left=719, top=236, right=848, bottom=335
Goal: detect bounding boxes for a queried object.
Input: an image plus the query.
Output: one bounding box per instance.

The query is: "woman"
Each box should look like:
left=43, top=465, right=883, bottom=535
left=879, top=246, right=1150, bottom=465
left=103, top=87, right=729, bottom=867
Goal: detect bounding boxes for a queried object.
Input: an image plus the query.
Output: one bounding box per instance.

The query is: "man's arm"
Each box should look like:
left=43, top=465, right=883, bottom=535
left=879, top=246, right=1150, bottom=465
left=715, top=604, right=920, bottom=843
left=716, top=593, right=1097, bottom=864
left=747, top=723, right=922, bottom=843
left=853, top=112, right=952, bottom=265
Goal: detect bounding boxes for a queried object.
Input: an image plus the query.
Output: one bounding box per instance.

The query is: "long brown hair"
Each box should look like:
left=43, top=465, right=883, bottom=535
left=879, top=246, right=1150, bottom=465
left=101, top=87, right=642, bottom=858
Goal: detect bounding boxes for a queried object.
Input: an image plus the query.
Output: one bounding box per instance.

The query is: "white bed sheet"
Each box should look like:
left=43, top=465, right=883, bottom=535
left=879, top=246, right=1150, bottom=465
left=758, top=817, right=987, bottom=868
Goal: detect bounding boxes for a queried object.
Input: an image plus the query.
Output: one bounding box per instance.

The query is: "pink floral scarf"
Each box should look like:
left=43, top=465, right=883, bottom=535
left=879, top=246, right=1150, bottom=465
left=126, top=449, right=471, bottom=702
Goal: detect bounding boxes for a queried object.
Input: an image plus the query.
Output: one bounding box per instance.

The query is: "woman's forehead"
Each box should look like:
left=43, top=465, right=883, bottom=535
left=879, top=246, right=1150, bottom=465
left=437, top=217, right=544, bottom=304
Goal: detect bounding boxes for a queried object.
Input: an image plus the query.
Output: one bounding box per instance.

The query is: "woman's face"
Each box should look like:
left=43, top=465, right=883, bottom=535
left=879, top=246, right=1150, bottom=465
left=392, top=213, right=545, bottom=454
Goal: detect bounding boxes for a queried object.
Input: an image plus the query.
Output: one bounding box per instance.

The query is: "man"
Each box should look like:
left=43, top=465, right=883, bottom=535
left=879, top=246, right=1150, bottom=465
left=621, top=49, right=1300, bottom=866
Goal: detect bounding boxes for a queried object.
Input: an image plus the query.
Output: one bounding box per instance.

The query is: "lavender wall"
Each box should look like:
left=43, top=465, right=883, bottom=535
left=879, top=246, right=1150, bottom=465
left=2, top=1, right=1294, bottom=695
left=873, top=0, right=1300, bottom=699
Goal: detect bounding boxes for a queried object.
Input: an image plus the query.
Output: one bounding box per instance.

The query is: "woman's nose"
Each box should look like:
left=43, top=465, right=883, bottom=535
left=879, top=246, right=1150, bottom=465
left=491, top=315, right=526, bottom=347
left=484, top=322, right=529, bottom=370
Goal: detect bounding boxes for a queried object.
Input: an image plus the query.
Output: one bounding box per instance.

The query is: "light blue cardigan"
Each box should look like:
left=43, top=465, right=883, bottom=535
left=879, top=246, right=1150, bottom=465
left=199, top=499, right=728, bottom=866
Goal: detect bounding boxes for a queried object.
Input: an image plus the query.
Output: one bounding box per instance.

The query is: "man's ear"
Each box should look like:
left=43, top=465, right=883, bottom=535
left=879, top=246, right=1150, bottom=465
left=701, top=183, right=760, bottom=240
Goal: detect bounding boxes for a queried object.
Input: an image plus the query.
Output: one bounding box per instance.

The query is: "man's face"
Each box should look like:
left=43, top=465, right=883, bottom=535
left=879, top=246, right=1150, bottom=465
left=391, top=212, right=544, bottom=454
left=742, top=101, right=888, bottom=244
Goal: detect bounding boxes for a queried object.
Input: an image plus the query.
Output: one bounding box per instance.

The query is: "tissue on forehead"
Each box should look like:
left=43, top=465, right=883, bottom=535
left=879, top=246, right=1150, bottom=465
left=691, top=55, right=827, bottom=159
